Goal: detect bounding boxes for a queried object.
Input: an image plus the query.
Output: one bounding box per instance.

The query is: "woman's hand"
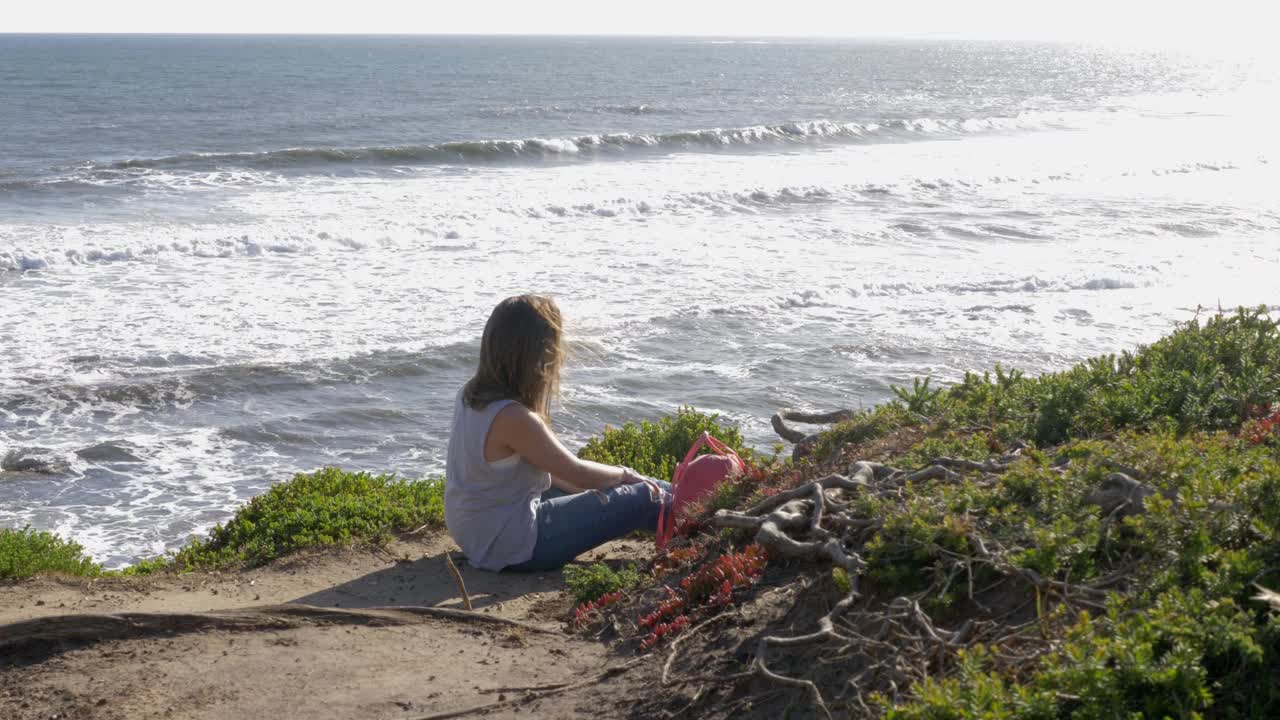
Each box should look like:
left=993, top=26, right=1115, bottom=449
left=620, top=467, right=663, bottom=501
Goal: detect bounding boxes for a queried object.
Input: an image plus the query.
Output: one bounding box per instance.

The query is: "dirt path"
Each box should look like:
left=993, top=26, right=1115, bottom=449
left=0, top=534, right=654, bottom=720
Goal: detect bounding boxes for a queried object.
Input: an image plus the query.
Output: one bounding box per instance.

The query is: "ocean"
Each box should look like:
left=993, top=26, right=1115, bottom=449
left=2, top=34, right=1278, bottom=567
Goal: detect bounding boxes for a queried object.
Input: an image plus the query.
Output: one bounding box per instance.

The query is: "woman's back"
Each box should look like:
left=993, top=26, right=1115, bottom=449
left=444, top=391, right=551, bottom=571
left=444, top=294, right=667, bottom=573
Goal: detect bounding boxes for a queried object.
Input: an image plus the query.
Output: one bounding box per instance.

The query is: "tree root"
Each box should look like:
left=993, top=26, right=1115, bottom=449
left=699, top=452, right=1102, bottom=717
left=778, top=409, right=861, bottom=426
left=900, top=464, right=961, bottom=483
left=754, top=642, right=834, bottom=720
left=771, top=409, right=858, bottom=458
left=1085, top=472, right=1159, bottom=517
left=750, top=586, right=863, bottom=720
left=712, top=474, right=870, bottom=576
left=662, top=613, right=734, bottom=685
left=709, top=469, right=873, bottom=716
left=771, top=409, right=857, bottom=442
left=771, top=413, right=814, bottom=444
left=928, top=455, right=1022, bottom=474
left=1253, top=584, right=1280, bottom=613
left=407, top=656, right=647, bottom=720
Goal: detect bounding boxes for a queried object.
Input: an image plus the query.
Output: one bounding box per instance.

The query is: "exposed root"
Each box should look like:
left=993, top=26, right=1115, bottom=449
left=709, top=470, right=871, bottom=715
left=408, top=656, right=647, bottom=720
left=901, top=464, right=960, bottom=483
left=754, top=641, right=834, bottom=720
left=892, top=454, right=1023, bottom=486
left=385, top=606, right=560, bottom=634
left=929, top=454, right=1023, bottom=474
left=777, top=409, right=860, bottom=426
left=772, top=409, right=857, bottom=441
left=750, top=587, right=861, bottom=720
left=662, top=614, right=734, bottom=685
left=771, top=408, right=857, bottom=458
left=771, top=413, right=813, bottom=444
left=1085, top=472, right=1158, bottom=517
left=1253, top=584, right=1280, bottom=613
left=695, top=450, right=1110, bottom=717
left=745, top=471, right=878, bottom=516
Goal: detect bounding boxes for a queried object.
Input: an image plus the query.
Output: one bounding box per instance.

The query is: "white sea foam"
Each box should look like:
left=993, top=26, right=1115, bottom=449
left=0, top=253, right=49, bottom=271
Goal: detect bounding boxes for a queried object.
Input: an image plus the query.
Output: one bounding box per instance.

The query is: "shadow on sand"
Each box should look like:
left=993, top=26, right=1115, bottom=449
left=289, top=548, right=565, bottom=611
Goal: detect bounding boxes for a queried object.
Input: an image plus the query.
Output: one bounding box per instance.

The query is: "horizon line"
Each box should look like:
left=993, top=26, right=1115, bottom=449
left=0, top=31, right=1131, bottom=44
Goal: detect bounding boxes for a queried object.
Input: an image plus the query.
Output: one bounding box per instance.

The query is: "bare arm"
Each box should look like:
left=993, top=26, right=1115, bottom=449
left=489, top=404, right=632, bottom=491
left=549, top=476, right=589, bottom=493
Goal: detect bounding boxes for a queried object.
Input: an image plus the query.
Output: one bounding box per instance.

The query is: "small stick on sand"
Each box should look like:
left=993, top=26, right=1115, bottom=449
left=445, top=551, right=472, bottom=611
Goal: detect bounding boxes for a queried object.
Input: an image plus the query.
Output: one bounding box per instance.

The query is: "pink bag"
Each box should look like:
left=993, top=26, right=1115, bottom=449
left=656, top=432, right=746, bottom=549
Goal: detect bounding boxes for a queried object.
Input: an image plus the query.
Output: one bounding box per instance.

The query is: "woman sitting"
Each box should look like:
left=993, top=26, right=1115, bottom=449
left=444, top=294, right=670, bottom=572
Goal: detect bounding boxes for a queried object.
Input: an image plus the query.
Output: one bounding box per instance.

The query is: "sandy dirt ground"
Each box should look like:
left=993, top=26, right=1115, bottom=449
left=0, top=534, right=656, bottom=720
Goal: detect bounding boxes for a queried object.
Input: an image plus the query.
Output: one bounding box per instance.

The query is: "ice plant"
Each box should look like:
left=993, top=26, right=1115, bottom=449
left=639, top=586, right=687, bottom=629
left=679, top=543, right=767, bottom=605
left=572, top=590, right=623, bottom=629
left=1244, top=405, right=1280, bottom=446
left=637, top=544, right=768, bottom=649
left=653, top=544, right=705, bottom=578
left=640, top=615, right=690, bottom=650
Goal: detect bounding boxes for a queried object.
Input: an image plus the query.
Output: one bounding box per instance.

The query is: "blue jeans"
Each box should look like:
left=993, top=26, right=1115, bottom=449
left=504, top=479, right=673, bottom=572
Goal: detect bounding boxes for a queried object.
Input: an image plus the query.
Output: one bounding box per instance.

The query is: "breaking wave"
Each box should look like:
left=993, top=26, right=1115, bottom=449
left=0, top=113, right=1084, bottom=192
left=107, top=116, right=1064, bottom=169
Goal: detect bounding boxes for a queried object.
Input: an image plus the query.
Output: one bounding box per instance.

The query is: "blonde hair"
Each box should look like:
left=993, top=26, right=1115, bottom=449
left=463, top=294, right=564, bottom=419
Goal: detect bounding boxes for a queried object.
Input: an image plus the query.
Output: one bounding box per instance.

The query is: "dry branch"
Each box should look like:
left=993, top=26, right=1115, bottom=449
left=770, top=408, right=858, bottom=458
left=779, top=409, right=860, bottom=425
left=445, top=551, right=473, bottom=610
left=1253, top=584, right=1280, bottom=613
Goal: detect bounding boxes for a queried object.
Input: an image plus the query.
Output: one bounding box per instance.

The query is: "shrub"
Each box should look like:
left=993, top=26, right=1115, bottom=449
left=577, top=406, right=746, bottom=480
left=0, top=526, right=103, bottom=580
left=884, top=647, right=1057, bottom=720
left=818, top=308, right=1280, bottom=460
left=863, top=505, right=978, bottom=606
left=4, top=469, right=446, bottom=578
left=831, top=566, right=853, bottom=595
left=896, top=590, right=1280, bottom=718
left=598, top=309, right=1280, bottom=715
left=898, top=432, right=995, bottom=470
left=893, top=377, right=946, bottom=417
left=809, top=403, right=920, bottom=460
left=112, top=555, right=171, bottom=577
left=1244, top=405, right=1280, bottom=446
left=857, top=423, right=1280, bottom=717
left=172, top=468, right=444, bottom=570
left=941, top=308, right=1280, bottom=446
left=563, top=562, right=643, bottom=604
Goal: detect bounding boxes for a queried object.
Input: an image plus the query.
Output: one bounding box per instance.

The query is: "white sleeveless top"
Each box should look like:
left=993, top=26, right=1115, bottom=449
left=444, top=391, right=551, bottom=571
